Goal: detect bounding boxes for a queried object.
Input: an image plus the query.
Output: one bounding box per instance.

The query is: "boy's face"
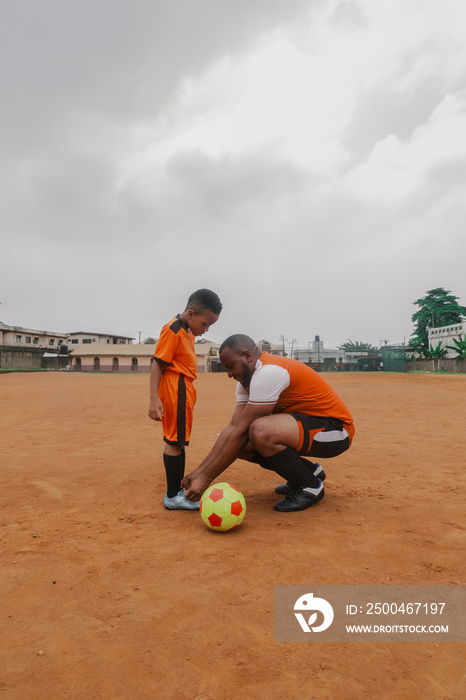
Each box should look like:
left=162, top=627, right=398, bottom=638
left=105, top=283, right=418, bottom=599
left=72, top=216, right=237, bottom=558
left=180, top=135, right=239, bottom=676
left=187, top=309, right=219, bottom=337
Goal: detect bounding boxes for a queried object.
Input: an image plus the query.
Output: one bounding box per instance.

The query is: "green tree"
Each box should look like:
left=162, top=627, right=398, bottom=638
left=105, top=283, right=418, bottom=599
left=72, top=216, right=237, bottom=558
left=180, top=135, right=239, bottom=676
left=423, top=342, right=447, bottom=359
left=339, top=340, right=379, bottom=354
left=410, top=288, right=466, bottom=354
left=446, top=337, right=466, bottom=360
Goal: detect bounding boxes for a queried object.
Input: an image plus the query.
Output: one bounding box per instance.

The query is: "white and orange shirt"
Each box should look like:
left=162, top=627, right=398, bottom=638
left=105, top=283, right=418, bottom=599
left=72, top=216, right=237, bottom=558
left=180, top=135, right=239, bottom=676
left=236, top=352, right=355, bottom=443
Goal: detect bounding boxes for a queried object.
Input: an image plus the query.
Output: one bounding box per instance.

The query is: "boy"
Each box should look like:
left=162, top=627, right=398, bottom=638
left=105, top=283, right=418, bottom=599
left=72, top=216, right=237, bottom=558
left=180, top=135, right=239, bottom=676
left=149, top=289, right=222, bottom=509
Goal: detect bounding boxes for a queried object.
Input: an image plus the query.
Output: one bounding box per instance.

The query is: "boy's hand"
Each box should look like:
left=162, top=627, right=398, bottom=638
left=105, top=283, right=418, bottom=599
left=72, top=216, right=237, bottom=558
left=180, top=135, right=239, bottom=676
left=181, top=471, right=211, bottom=501
left=148, top=399, right=163, bottom=421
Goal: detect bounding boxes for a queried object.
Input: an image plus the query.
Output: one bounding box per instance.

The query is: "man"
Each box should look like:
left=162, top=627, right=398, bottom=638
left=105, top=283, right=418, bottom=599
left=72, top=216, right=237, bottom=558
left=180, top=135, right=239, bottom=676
left=181, top=334, right=355, bottom=512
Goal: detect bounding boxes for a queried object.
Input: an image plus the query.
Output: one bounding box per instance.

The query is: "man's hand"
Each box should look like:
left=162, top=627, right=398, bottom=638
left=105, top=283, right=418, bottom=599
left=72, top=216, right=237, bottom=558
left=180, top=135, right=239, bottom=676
left=181, top=471, right=212, bottom=501
left=148, top=398, right=163, bottom=421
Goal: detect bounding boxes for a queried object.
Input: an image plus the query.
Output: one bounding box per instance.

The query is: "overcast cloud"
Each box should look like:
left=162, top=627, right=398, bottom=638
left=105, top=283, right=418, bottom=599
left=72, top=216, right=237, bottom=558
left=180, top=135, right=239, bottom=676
left=1, top=0, right=465, bottom=350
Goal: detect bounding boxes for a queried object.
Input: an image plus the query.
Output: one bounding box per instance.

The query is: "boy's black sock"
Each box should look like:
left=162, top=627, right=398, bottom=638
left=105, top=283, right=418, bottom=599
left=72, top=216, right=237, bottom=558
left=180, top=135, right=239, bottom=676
left=163, top=453, right=184, bottom=498
left=181, top=448, right=186, bottom=479
left=264, top=447, right=320, bottom=488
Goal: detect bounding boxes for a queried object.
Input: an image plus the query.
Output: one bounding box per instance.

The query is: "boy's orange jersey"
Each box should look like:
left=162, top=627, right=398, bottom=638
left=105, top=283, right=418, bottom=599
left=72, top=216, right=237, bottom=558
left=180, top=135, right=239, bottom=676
left=154, top=315, right=197, bottom=380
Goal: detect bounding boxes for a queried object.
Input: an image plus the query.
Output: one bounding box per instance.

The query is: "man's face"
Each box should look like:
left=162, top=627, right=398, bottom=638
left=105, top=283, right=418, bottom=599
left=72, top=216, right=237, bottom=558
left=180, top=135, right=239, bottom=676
left=187, top=310, right=219, bottom=337
left=219, top=347, right=255, bottom=388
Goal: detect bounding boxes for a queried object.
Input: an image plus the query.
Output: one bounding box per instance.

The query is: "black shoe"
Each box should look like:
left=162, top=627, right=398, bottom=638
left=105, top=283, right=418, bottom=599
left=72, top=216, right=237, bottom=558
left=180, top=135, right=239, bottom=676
left=273, top=483, right=325, bottom=512
left=274, top=463, right=326, bottom=495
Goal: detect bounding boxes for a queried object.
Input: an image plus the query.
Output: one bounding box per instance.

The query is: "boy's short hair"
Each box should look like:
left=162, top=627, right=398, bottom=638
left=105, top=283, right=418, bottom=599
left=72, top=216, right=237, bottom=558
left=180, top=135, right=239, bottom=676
left=186, top=289, right=222, bottom=315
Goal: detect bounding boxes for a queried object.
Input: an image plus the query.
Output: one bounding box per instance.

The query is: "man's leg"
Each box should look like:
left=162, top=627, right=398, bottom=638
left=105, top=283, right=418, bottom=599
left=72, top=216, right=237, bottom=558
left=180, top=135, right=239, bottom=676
left=248, top=414, right=352, bottom=512
left=248, top=414, right=321, bottom=487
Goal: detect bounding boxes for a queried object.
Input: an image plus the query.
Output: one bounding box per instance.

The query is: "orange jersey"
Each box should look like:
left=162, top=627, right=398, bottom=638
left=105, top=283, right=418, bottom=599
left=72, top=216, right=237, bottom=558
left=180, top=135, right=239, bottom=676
left=236, top=352, right=355, bottom=443
left=154, top=315, right=197, bottom=380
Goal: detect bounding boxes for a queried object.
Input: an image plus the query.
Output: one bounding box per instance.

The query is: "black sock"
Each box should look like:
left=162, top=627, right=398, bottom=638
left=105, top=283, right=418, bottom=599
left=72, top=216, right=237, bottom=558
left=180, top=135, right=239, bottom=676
left=265, top=447, right=320, bottom=488
left=180, top=449, right=186, bottom=479
left=252, top=452, right=317, bottom=480
left=250, top=452, right=273, bottom=470
left=163, top=453, right=183, bottom=497
left=300, top=456, right=317, bottom=471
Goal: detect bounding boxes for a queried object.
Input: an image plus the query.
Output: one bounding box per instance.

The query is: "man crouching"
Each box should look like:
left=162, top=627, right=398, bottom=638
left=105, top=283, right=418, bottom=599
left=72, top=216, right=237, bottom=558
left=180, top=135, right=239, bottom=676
left=182, top=334, right=355, bottom=512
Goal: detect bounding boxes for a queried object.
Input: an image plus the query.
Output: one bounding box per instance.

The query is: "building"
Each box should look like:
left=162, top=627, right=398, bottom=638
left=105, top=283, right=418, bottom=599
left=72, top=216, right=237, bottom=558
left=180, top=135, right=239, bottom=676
left=256, top=339, right=284, bottom=356
left=70, top=343, right=154, bottom=372
left=428, top=321, right=466, bottom=358
left=68, top=331, right=134, bottom=346
left=70, top=338, right=221, bottom=373
left=193, top=338, right=221, bottom=373
left=294, top=336, right=350, bottom=370
left=293, top=336, right=380, bottom=371
left=0, top=323, right=134, bottom=351
left=0, top=322, right=68, bottom=350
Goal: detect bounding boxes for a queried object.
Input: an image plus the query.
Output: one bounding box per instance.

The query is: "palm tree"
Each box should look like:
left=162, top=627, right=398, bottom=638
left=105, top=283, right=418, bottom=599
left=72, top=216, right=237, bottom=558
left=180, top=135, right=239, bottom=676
left=446, top=337, right=466, bottom=360
left=339, top=340, right=379, bottom=354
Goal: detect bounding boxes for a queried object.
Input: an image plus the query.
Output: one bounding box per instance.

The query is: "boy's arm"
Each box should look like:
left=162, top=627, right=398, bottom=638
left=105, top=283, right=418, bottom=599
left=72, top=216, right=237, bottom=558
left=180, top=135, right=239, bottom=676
left=181, top=402, right=274, bottom=500
left=148, top=360, right=164, bottom=421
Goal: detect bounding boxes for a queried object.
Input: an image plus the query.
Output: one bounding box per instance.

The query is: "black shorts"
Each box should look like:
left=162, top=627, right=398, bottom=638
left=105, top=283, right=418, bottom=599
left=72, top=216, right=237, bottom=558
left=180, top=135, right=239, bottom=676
left=291, top=413, right=351, bottom=459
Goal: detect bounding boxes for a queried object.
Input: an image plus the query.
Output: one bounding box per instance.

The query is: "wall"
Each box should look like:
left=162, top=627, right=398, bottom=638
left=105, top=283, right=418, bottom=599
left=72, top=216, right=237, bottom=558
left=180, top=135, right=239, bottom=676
left=41, top=356, right=71, bottom=370
left=0, top=345, right=45, bottom=369
left=0, top=345, right=72, bottom=370
left=406, top=358, right=466, bottom=373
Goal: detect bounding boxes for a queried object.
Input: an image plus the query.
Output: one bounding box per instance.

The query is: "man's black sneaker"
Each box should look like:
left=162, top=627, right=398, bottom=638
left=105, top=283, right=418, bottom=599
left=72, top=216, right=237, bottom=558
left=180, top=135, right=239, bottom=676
left=273, top=482, right=325, bottom=512
left=274, top=463, right=326, bottom=495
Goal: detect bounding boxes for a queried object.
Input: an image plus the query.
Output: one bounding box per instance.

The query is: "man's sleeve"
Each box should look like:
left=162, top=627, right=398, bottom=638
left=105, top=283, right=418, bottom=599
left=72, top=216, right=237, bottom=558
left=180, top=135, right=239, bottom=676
left=248, top=365, right=290, bottom=405
left=235, top=383, right=249, bottom=404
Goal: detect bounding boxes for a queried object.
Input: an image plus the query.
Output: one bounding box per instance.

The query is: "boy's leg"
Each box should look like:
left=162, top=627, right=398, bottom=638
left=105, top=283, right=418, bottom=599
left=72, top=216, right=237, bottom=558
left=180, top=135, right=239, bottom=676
left=163, top=444, right=183, bottom=498
left=159, top=373, right=194, bottom=496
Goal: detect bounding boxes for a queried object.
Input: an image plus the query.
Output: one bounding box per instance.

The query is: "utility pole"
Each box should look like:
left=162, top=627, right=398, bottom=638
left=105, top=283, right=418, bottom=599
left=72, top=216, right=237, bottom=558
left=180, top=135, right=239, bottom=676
left=280, top=335, right=285, bottom=356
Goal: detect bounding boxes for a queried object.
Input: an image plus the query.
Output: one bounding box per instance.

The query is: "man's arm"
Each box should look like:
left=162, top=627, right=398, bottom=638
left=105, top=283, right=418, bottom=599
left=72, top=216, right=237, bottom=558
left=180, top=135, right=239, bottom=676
left=181, top=401, right=274, bottom=500
left=148, top=360, right=164, bottom=421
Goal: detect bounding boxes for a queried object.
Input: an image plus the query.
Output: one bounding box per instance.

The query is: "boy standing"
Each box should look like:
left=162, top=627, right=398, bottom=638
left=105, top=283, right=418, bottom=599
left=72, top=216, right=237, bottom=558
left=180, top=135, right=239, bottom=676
left=149, top=289, right=222, bottom=509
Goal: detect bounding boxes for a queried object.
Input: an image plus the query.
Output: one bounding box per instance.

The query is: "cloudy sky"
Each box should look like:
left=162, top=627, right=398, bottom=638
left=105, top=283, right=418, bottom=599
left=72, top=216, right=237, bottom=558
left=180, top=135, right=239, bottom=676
left=1, top=0, right=465, bottom=351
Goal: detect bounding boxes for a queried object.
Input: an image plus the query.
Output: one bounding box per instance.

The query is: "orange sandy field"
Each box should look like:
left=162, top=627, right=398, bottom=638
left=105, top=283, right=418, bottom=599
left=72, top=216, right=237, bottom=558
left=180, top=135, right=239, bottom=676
left=0, top=371, right=465, bottom=700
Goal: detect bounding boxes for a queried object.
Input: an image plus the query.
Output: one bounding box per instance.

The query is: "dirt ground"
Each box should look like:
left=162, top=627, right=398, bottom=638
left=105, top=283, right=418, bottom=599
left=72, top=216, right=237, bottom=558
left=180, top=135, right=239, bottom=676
left=1, top=370, right=465, bottom=699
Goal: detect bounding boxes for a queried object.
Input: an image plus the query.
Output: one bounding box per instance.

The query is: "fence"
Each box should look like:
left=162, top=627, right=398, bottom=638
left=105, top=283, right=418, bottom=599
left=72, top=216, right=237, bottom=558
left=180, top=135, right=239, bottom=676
left=406, top=358, right=466, bottom=373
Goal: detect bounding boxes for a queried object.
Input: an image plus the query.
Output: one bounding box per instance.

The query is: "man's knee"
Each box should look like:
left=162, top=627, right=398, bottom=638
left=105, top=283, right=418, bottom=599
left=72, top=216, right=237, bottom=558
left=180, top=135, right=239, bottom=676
left=249, top=418, right=273, bottom=452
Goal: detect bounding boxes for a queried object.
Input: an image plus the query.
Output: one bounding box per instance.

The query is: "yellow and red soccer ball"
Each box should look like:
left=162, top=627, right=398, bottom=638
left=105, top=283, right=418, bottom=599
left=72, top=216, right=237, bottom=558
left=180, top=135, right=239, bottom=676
left=200, top=482, right=246, bottom=532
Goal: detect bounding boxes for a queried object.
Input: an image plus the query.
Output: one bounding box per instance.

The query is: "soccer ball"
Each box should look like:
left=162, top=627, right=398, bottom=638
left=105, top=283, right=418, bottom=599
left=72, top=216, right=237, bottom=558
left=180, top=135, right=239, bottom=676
left=200, top=482, right=246, bottom=532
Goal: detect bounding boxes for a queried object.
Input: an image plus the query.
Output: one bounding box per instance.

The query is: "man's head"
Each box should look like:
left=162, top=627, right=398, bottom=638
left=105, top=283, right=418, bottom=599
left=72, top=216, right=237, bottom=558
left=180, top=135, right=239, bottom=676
left=219, top=334, right=261, bottom=388
left=184, top=289, right=222, bottom=337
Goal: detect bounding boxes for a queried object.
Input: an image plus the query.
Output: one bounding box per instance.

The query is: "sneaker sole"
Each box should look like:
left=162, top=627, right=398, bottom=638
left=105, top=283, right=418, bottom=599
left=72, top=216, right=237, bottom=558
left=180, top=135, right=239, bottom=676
left=273, top=488, right=325, bottom=512
left=163, top=504, right=200, bottom=510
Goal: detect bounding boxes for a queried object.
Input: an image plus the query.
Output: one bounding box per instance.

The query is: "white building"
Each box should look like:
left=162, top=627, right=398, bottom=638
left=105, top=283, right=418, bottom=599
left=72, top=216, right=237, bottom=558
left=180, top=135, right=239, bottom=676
left=428, top=321, right=466, bottom=358
left=0, top=322, right=68, bottom=349
left=68, top=331, right=134, bottom=346
left=256, top=340, right=284, bottom=356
